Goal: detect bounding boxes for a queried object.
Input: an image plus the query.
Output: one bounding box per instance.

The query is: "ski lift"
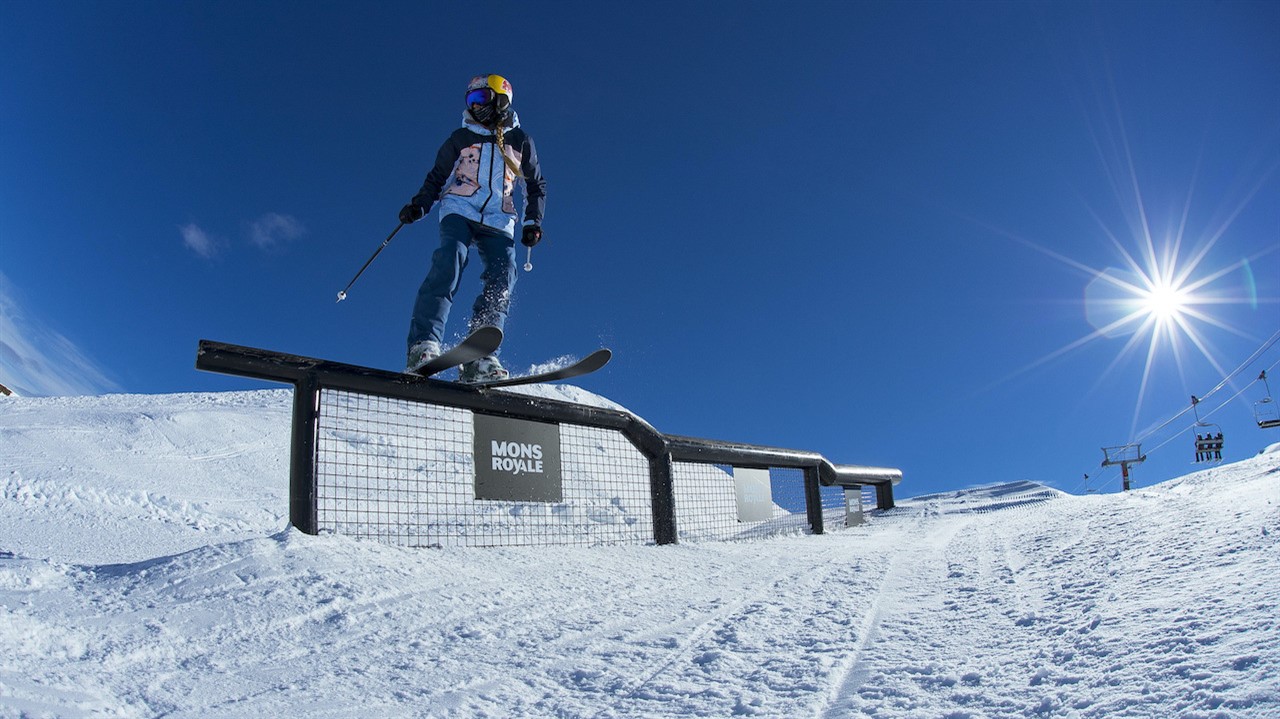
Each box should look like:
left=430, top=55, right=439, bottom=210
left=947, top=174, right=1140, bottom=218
left=1253, top=370, right=1280, bottom=429
left=1190, top=395, right=1224, bottom=464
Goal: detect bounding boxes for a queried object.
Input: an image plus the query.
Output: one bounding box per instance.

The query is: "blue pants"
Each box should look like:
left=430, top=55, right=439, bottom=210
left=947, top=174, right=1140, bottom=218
left=407, top=214, right=516, bottom=350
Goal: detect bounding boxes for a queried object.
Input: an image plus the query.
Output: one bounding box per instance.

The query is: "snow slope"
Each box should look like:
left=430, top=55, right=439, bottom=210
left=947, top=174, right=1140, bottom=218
left=2, top=390, right=1278, bottom=718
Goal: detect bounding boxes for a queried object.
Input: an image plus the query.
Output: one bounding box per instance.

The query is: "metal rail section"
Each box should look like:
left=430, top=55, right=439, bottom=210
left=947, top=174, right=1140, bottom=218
left=196, top=340, right=902, bottom=546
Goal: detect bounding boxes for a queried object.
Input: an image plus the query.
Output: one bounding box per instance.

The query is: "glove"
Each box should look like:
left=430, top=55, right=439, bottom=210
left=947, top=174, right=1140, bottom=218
left=521, top=225, right=542, bottom=248
left=399, top=203, right=426, bottom=225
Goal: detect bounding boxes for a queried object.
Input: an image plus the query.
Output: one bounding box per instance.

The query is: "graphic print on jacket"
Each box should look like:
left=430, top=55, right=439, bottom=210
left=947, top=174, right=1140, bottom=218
left=443, top=143, right=522, bottom=215
left=446, top=147, right=482, bottom=198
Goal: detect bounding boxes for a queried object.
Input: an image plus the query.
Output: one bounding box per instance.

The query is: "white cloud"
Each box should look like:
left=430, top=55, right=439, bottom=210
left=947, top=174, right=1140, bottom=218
left=180, top=223, right=220, bottom=259
left=248, top=213, right=305, bottom=251
left=0, top=271, right=121, bottom=396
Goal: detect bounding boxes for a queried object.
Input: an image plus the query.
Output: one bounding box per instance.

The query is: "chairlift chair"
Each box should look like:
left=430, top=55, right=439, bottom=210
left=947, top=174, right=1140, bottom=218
left=1253, top=370, right=1280, bottom=429
left=1190, top=395, right=1224, bottom=463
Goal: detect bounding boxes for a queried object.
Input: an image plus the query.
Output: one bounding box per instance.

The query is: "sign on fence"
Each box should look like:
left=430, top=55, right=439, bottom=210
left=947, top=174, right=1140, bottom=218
left=733, top=467, right=774, bottom=522
left=473, top=413, right=564, bottom=503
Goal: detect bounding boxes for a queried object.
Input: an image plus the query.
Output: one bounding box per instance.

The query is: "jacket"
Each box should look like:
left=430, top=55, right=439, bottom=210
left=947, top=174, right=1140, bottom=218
left=410, top=111, right=546, bottom=239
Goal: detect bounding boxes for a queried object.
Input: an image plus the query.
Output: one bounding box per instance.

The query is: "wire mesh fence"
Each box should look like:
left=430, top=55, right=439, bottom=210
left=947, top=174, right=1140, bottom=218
left=313, top=390, right=853, bottom=547
left=671, top=462, right=843, bottom=542
left=315, top=389, right=653, bottom=548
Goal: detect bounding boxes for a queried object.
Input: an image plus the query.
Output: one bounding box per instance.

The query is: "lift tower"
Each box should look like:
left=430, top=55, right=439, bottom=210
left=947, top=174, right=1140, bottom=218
left=1101, top=443, right=1146, bottom=492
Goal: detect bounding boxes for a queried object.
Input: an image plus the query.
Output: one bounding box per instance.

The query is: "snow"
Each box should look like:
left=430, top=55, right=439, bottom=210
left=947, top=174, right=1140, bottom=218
left=3, top=389, right=1278, bottom=718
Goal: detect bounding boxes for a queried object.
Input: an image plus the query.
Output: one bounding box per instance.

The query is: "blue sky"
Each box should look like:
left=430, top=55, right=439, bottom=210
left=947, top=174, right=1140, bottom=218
left=3, top=1, right=1278, bottom=497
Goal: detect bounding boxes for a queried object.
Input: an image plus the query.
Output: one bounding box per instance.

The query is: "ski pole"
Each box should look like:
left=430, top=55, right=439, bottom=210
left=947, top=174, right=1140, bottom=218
left=523, top=245, right=534, bottom=272
left=336, top=223, right=403, bottom=302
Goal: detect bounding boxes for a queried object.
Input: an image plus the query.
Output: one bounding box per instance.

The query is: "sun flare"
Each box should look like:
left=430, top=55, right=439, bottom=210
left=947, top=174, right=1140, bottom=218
left=984, top=215, right=1274, bottom=441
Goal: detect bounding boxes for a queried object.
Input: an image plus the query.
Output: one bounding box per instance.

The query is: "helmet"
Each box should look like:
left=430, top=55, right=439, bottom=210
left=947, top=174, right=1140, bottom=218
left=467, top=74, right=513, bottom=105
left=465, top=74, right=513, bottom=127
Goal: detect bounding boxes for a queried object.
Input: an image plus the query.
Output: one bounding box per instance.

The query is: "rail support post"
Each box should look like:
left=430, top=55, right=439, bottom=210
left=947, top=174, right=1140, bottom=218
left=290, top=373, right=320, bottom=534
left=875, top=482, right=895, bottom=510
left=804, top=466, right=825, bottom=535
left=649, top=452, right=678, bottom=545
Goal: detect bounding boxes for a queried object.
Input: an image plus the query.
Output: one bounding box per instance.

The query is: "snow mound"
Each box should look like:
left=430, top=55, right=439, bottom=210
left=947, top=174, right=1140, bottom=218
left=897, top=479, right=1066, bottom=515
left=1, top=390, right=292, bottom=564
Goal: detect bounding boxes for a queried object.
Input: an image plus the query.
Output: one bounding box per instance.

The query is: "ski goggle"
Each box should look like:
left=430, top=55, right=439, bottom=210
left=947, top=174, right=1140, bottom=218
left=466, top=88, right=496, bottom=106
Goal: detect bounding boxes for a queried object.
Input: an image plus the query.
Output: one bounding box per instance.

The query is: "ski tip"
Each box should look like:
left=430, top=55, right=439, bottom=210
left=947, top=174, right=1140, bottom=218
left=466, top=346, right=613, bottom=389
left=577, top=348, right=611, bottom=372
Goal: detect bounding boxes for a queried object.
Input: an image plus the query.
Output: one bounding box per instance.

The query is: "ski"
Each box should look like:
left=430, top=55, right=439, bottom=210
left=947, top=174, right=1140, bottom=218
left=407, top=326, right=503, bottom=377
left=469, top=348, right=612, bottom=389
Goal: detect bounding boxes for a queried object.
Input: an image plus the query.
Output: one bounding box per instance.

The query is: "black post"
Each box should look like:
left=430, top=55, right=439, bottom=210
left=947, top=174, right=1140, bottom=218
left=290, top=374, right=320, bottom=534
left=649, top=451, right=678, bottom=545
left=875, top=482, right=895, bottom=510
left=804, top=466, right=825, bottom=535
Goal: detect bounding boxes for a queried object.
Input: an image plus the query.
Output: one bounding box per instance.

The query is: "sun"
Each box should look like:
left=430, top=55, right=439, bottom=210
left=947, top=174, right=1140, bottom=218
left=1139, top=279, right=1191, bottom=323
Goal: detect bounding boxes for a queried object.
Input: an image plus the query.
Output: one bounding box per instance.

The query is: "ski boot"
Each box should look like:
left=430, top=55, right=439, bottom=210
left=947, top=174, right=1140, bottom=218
left=406, top=340, right=441, bottom=374
left=458, top=355, right=509, bottom=384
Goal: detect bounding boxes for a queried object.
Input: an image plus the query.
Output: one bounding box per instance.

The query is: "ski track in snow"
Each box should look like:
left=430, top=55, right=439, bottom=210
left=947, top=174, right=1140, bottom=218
left=1, top=389, right=1278, bottom=718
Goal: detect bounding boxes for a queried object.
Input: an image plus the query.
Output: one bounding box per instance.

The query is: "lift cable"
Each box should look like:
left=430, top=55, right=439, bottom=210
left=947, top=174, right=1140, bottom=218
left=1067, top=328, right=1280, bottom=495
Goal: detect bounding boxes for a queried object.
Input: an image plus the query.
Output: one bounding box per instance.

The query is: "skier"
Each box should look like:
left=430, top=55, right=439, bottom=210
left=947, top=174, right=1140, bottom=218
left=399, top=74, right=546, bottom=382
